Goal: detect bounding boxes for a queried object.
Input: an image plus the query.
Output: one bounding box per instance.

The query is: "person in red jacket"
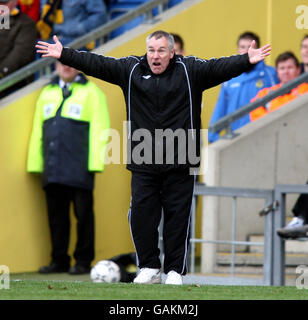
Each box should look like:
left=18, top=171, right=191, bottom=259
left=18, top=0, right=40, bottom=21
left=250, top=51, right=308, bottom=121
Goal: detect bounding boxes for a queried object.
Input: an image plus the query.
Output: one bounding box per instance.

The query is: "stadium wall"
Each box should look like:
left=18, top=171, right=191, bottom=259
left=201, top=91, right=308, bottom=273
left=0, top=0, right=307, bottom=272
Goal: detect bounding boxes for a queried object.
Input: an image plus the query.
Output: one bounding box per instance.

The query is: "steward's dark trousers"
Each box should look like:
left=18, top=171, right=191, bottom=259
left=129, top=169, right=195, bottom=275
left=44, top=183, right=95, bottom=267
left=292, top=180, right=308, bottom=222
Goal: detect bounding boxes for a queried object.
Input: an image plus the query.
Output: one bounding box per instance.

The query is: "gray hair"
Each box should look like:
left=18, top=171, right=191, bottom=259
left=146, top=30, right=174, bottom=51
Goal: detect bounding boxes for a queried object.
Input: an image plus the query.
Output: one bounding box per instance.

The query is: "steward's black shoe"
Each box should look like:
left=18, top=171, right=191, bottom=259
left=69, top=265, right=90, bottom=275
left=38, top=262, right=70, bottom=274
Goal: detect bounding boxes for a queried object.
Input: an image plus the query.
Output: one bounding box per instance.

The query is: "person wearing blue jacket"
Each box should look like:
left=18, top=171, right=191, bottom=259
left=38, top=0, right=107, bottom=47
left=208, top=31, right=279, bottom=143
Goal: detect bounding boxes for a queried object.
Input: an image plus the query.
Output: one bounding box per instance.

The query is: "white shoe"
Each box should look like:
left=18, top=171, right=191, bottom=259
left=133, top=268, right=161, bottom=284
left=286, top=217, right=305, bottom=228
left=277, top=217, right=308, bottom=239
left=165, top=270, right=183, bottom=285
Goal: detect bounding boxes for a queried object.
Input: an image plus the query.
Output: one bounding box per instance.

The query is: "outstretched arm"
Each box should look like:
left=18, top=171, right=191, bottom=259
left=36, top=35, right=63, bottom=59
left=193, top=40, right=272, bottom=91
left=35, top=35, right=130, bottom=86
left=248, top=40, right=271, bottom=64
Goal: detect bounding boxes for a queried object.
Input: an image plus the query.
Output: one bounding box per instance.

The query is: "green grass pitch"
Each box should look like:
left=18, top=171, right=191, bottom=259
left=0, top=273, right=308, bottom=300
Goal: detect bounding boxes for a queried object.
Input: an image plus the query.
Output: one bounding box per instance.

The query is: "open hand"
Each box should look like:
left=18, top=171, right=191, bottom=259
left=36, top=35, right=63, bottom=59
left=248, top=40, right=271, bottom=64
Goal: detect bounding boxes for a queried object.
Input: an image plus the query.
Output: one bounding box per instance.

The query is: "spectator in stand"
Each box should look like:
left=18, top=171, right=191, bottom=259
left=37, top=0, right=107, bottom=49
left=250, top=51, right=308, bottom=121
left=300, top=34, right=308, bottom=74
left=252, top=51, right=308, bottom=240
left=18, top=0, right=40, bottom=22
left=275, top=38, right=308, bottom=240
left=171, top=33, right=185, bottom=55
left=0, top=0, right=37, bottom=99
left=208, top=31, right=278, bottom=143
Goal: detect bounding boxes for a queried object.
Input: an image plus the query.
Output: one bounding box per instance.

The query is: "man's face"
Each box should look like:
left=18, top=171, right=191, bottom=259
left=277, top=58, right=300, bottom=84
left=237, top=38, right=253, bottom=55
left=301, top=38, right=308, bottom=65
left=56, top=63, right=79, bottom=83
left=146, top=36, right=174, bottom=75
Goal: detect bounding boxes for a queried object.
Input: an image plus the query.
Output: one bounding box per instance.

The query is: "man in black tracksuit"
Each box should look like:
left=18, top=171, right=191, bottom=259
left=36, top=30, right=271, bottom=284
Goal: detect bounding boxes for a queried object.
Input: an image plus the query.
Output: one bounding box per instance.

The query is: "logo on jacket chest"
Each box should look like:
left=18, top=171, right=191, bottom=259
left=256, top=79, right=264, bottom=88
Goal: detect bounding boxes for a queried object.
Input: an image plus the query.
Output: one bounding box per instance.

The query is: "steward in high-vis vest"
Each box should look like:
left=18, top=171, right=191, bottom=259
left=27, top=63, right=110, bottom=275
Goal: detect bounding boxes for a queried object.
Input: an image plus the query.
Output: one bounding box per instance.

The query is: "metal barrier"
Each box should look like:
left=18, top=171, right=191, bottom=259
left=156, top=183, right=308, bottom=286
left=272, top=184, right=308, bottom=286
left=208, top=71, right=308, bottom=140
left=189, top=183, right=275, bottom=285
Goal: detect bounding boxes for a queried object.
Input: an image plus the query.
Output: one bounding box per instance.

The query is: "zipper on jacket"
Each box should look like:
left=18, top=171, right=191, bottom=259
left=51, top=88, right=73, bottom=166
left=156, top=77, right=159, bottom=87
left=155, top=76, right=161, bottom=112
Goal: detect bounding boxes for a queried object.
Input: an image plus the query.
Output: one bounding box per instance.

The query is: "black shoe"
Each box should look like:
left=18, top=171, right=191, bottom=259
left=69, top=265, right=91, bottom=275
left=38, top=262, right=70, bottom=274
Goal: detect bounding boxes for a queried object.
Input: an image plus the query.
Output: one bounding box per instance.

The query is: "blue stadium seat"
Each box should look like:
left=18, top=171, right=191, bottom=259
left=109, top=2, right=143, bottom=38
left=108, top=0, right=183, bottom=39
left=111, top=0, right=149, bottom=3
left=109, top=0, right=158, bottom=39
left=168, top=0, right=183, bottom=7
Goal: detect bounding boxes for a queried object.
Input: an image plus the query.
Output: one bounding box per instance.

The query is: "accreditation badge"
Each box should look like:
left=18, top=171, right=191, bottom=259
left=43, top=103, right=54, bottom=118
left=68, top=104, right=82, bottom=119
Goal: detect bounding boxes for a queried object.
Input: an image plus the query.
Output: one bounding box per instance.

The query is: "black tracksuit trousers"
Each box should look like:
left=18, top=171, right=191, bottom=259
left=128, top=169, right=195, bottom=275
left=292, top=180, right=308, bottom=223
left=44, top=183, right=95, bottom=268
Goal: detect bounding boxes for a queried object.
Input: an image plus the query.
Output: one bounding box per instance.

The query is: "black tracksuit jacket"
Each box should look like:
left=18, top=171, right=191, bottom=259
left=59, top=48, right=253, bottom=173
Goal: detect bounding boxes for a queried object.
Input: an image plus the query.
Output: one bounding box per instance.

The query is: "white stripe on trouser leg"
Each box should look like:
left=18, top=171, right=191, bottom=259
left=128, top=198, right=139, bottom=268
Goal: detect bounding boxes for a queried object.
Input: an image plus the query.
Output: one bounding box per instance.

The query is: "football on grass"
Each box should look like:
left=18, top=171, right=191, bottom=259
left=90, top=260, right=121, bottom=283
